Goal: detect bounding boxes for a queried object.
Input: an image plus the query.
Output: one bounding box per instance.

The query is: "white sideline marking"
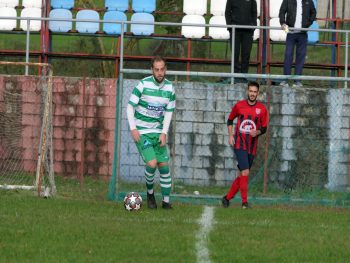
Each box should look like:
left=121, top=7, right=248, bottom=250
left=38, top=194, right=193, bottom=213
left=195, top=206, right=215, bottom=263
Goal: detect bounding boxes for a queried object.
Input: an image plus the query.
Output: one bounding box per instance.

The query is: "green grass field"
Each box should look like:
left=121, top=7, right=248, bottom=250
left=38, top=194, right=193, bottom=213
left=1, top=189, right=350, bottom=263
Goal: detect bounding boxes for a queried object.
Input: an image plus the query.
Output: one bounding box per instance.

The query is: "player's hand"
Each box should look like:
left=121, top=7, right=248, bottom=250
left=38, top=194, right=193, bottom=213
left=228, top=136, right=235, bottom=146
left=131, top=129, right=140, bottom=143
left=159, top=133, right=167, bottom=147
left=282, top=24, right=289, bottom=32
left=250, top=129, right=259, bottom=137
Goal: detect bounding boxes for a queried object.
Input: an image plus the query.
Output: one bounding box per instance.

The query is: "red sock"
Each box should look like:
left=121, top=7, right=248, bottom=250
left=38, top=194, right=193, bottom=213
left=226, top=176, right=240, bottom=200
left=240, top=176, right=249, bottom=203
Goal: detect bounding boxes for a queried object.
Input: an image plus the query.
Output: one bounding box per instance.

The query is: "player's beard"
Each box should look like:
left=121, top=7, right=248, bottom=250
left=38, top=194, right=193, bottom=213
left=248, top=94, right=257, bottom=103
left=154, top=74, right=165, bottom=83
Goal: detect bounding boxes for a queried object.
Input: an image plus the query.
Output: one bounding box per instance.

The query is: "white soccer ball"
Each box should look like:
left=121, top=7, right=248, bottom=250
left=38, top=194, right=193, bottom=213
left=123, top=192, right=142, bottom=211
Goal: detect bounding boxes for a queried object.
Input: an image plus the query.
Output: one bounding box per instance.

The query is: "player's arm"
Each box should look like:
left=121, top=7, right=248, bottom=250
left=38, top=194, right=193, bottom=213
left=250, top=127, right=266, bottom=137
left=159, top=111, right=173, bottom=147
left=227, top=105, right=237, bottom=146
left=251, top=106, right=269, bottom=137
left=259, top=127, right=267, bottom=136
left=227, top=120, right=235, bottom=146
left=160, top=90, right=176, bottom=147
left=127, top=82, right=144, bottom=142
left=127, top=104, right=140, bottom=143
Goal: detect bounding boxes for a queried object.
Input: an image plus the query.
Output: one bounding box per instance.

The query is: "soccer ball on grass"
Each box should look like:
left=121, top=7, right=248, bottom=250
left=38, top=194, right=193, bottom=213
left=123, top=192, right=142, bottom=211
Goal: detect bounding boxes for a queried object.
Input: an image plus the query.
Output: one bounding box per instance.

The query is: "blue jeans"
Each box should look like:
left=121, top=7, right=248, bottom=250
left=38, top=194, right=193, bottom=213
left=283, top=33, right=308, bottom=76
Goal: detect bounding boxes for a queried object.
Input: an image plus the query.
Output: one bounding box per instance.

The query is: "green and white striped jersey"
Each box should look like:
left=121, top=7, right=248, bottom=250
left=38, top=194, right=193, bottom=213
left=128, top=76, right=176, bottom=134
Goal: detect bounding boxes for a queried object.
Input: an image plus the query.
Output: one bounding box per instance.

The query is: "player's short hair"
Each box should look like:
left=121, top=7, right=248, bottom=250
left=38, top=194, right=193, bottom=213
left=247, top=81, right=260, bottom=90
left=151, top=56, right=166, bottom=68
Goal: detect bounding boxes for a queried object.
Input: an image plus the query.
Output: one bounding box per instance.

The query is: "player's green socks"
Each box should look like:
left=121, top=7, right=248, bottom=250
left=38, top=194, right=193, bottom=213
left=145, top=166, right=156, bottom=194
left=159, top=165, right=171, bottom=198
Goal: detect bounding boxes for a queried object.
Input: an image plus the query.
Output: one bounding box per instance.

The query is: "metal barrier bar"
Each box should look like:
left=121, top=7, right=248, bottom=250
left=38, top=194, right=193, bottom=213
left=1, top=16, right=350, bottom=83
left=119, top=22, right=125, bottom=76
left=0, top=61, right=52, bottom=69
left=121, top=68, right=350, bottom=82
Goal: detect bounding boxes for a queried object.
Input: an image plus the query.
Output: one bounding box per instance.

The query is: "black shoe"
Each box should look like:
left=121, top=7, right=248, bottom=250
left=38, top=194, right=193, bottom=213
left=242, top=202, right=250, bottom=209
left=147, top=192, right=157, bottom=209
left=162, top=201, right=172, bottom=209
left=222, top=196, right=229, bottom=208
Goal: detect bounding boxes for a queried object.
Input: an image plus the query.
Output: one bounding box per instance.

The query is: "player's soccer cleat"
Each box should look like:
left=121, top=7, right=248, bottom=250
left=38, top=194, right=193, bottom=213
left=147, top=192, right=157, bottom=209
left=161, top=201, right=172, bottom=209
left=242, top=202, right=250, bottom=209
left=221, top=195, right=229, bottom=208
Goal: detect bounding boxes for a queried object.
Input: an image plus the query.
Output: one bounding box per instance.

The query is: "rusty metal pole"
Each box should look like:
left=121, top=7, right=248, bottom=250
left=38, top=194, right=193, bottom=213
left=79, top=77, right=87, bottom=189
left=263, top=85, right=271, bottom=194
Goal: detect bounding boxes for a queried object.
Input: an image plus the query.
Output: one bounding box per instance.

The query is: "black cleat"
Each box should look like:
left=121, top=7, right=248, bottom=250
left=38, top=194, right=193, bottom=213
left=242, top=202, right=251, bottom=209
left=161, top=201, right=173, bottom=209
left=147, top=192, right=157, bottom=209
left=222, top=196, right=229, bottom=208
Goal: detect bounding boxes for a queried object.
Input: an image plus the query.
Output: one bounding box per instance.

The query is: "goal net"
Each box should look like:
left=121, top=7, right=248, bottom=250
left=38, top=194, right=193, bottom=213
left=0, top=61, right=56, bottom=197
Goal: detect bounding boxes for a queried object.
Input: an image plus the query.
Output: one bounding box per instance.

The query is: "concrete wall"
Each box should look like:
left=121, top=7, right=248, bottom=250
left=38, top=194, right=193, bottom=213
left=0, top=76, right=116, bottom=181
left=51, top=77, right=116, bottom=180
left=1, top=76, right=349, bottom=190
left=121, top=80, right=350, bottom=191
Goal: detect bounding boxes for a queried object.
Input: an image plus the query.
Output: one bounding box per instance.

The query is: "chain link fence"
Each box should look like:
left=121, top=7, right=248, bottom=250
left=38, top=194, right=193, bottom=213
left=113, top=79, right=350, bottom=206
left=3, top=73, right=348, bottom=205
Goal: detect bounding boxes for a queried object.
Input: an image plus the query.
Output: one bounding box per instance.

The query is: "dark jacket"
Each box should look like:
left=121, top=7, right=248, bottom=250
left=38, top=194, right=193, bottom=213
left=279, top=0, right=317, bottom=28
left=225, top=0, right=257, bottom=31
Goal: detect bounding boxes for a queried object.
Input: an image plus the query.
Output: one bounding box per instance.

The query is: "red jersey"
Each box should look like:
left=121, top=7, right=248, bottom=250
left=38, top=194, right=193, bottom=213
left=228, top=100, right=268, bottom=155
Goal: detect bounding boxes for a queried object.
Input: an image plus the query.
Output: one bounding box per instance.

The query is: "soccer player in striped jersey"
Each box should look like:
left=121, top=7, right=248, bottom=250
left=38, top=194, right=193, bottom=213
left=127, top=56, right=176, bottom=209
left=222, top=81, right=268, bottom=209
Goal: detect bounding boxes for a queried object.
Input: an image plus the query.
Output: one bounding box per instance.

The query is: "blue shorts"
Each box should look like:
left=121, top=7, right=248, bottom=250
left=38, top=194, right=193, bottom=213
left=234, top=149, right=255, bottom=171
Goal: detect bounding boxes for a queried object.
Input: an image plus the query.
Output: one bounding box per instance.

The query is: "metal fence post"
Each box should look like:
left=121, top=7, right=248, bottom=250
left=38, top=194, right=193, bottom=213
left=25, top=19, right=31, bottom=75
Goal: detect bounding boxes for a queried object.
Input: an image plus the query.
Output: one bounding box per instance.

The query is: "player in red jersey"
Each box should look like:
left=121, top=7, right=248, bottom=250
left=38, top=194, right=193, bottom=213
left=222, top=81, right=268, bottom=209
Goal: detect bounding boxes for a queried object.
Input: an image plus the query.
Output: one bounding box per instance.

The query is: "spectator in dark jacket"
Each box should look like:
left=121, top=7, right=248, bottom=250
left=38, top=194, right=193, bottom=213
left=225, top=0, right=257, bottom=75
left=279, top=0, right=317, bottom=87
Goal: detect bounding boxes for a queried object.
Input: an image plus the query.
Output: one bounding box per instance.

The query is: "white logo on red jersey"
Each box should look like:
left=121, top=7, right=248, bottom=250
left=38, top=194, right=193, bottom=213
left=256, top=108, right=261, bottom=114
left=239, top=120, right=256, bottom=134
